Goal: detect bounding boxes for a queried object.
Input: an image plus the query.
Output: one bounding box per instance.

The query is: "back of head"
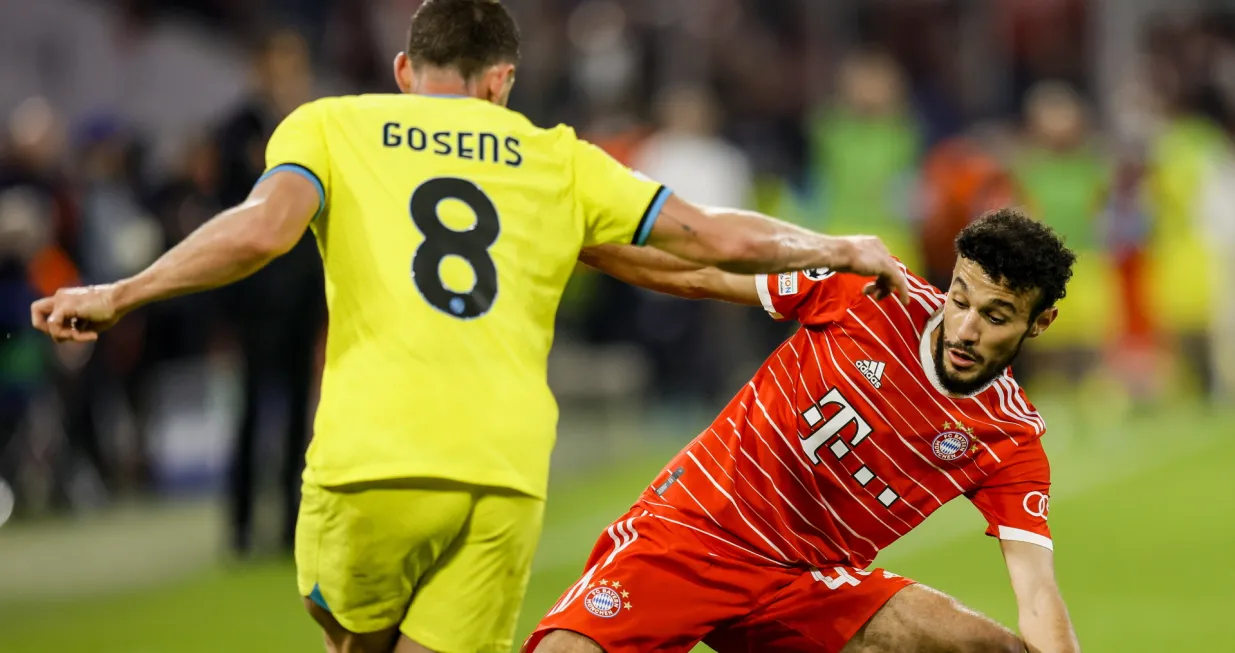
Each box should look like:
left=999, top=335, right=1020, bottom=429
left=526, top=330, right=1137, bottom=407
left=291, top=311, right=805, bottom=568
left=955, top=208, right=1077, bottom=317
left=407, top=0, right=521, bottom=81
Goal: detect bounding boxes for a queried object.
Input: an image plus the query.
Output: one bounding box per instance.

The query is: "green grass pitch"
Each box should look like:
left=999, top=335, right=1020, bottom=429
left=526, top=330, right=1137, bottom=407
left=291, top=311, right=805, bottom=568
left=2, top=404, right=1233, bottom=652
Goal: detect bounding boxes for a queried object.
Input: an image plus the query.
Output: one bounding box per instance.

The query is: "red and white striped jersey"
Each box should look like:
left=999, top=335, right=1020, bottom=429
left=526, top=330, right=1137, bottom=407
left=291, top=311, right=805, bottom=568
left=641, top=267, right=1053, bottom=569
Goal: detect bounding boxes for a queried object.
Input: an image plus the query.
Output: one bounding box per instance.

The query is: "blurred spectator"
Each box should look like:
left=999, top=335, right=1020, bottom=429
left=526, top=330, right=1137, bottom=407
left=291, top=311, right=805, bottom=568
left=215, top=29, right=323, bottom=556
left=1143, top=85, right=1224, bottom=397
left=626, top=85, right=758, bottom=402
left=634, top=86, right=753, bottom=210
left=917, top=128, right=1019, bottom=291
left=0, top=98, right=99, bottom=507
left=809, top=50, right=922, bottom=271
left=1099, top=151, right=1161, bottom=402
left=146, top=136, right=223, bottom=366
left=71, top=112, right=163, bottom=493
left=0, top=98, right=80, bottom=298
left=1199, top=123, right=1235, bottom=403
left=1012, top=81, right=1111, bottom=357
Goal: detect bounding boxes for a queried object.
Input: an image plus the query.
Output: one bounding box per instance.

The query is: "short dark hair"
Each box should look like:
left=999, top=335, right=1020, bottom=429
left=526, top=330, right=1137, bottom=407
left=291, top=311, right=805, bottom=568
left=955, top=208, right=1076, bottom=317
left=406, top=0, right=520, bottom=80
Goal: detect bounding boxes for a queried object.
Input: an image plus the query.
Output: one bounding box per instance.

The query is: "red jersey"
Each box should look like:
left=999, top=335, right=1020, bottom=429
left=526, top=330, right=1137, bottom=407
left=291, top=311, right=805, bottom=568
left=641, top=266, right=1053, bottom=569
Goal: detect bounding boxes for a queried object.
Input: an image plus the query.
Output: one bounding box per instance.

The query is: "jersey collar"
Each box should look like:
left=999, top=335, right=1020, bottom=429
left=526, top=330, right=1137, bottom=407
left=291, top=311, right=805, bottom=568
left=918, top=309, right=1002, bottom=399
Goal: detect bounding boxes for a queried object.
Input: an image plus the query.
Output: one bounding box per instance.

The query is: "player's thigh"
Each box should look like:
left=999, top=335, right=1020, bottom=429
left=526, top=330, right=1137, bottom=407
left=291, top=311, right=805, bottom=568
left=842, top=584, right=1022, bottom=653
left=525, top=507, right=797, bottom=653
left=401, top=487, right=545, bottom=653
left=295, top=478, right=474, bottom=635
left=709, top=567, right=1019, bottom=653
left=707, top=566, right=912, bottom=653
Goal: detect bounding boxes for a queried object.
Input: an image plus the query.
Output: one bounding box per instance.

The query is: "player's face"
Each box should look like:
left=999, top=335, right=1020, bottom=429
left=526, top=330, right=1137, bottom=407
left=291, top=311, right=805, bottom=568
left=934, top=258, right=1057, bottom=395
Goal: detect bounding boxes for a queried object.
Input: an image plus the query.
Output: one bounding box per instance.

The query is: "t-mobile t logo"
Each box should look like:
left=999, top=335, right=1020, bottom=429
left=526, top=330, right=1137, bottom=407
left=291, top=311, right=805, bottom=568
left=799, top=388, right=872, bottom=464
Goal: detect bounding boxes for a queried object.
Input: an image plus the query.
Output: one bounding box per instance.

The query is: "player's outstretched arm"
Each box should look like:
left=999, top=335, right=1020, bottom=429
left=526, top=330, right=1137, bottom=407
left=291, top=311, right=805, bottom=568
left=645, top=194, right=910, bottom=304
left=579, top=244, right=760, bottom=305
left=1001, top=539, right=1081, bottom=653
left=30, top=171, right=318, bottom=343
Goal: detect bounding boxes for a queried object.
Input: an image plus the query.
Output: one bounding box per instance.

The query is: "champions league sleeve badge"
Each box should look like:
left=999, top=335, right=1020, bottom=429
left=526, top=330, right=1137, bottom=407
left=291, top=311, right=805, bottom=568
left=803, top=268, right=835, bottom=281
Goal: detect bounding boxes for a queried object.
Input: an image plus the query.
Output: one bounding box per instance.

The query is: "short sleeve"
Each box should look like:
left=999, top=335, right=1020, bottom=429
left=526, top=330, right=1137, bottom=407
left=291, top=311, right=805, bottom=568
left=753, top=268, right=869, bottom=325
left=260, top=100, right=330, bottom=219
left=966, top=439, right=1053, bottom=551
left=572, top=136, right=671, bottom=247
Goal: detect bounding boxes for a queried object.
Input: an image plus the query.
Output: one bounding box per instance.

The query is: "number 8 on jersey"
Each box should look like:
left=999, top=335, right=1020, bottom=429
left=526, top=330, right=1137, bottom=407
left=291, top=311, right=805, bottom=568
left=409, top=177, right=501, bottom=319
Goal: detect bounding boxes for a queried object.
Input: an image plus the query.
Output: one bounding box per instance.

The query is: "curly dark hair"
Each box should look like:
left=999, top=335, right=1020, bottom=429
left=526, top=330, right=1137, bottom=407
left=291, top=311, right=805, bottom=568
left=955, top=208, right=1077, bottom=317
left=407, top=0, right=520, bottom=80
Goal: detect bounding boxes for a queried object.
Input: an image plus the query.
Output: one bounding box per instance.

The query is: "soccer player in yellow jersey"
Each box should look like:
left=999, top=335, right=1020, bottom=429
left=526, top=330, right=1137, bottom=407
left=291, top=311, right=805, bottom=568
left=30, top=1, right=911, bottom=652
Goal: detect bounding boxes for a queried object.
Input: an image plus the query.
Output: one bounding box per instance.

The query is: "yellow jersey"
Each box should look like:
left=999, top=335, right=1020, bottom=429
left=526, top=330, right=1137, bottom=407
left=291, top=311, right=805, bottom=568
left=262, top=94, right=669, bottom=498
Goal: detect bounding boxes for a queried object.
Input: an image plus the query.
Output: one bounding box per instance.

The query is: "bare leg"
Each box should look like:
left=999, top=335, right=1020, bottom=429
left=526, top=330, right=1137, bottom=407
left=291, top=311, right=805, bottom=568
left=303, top=597, right=401, bottom=653
left=840, top=585, right=1023, bottom=653
left=393, top=634, right=440, bottom=653
left=530, top=629, right=606, bottom=653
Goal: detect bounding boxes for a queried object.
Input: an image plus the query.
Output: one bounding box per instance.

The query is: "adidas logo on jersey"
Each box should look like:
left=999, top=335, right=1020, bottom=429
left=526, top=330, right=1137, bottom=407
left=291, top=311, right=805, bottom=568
left=855, top=360, right=885, bottom=389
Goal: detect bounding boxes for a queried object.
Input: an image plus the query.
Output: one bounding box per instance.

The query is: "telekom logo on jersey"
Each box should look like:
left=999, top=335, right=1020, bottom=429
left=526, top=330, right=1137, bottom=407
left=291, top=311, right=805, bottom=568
left=800, top=388, right=871, bottom=463
left=800, top=388, right=900, bottom=508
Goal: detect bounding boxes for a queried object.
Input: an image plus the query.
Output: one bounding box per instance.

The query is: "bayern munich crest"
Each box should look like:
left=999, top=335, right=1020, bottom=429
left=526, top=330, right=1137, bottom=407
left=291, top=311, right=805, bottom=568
left=932, top=430, right=970, bottom=461
left=583, top=585, right=624, bottom=618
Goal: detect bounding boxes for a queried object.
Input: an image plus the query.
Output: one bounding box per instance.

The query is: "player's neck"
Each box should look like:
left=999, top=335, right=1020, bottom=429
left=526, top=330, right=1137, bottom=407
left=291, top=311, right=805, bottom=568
left=411, top=70, right=482, bottom=100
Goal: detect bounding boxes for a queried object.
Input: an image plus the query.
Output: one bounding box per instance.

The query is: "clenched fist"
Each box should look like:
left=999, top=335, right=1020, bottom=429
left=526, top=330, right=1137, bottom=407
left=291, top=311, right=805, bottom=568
left=30, top=284, right=125, bottom=343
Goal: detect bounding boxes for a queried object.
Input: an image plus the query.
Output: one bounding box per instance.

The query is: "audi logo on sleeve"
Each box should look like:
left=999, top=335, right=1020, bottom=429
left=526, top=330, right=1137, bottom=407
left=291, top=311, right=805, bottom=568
left=1022, top=491, right=1050, bottom=519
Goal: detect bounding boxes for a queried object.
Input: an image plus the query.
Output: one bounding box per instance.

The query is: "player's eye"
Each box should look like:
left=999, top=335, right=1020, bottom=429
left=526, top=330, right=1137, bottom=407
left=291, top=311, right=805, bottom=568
left=952, top=298, right=969, bottom=310
left=986, top=314, right=1006, bottom=325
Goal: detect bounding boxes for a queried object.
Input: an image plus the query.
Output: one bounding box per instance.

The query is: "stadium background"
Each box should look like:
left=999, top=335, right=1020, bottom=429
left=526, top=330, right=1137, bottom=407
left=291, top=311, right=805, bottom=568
left=1, top=0, right=1234, bottom=651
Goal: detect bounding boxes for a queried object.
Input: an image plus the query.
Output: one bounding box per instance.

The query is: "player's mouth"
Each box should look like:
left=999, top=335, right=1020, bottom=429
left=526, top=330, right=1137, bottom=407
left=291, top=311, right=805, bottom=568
left=947, top=348, right=979, bottom=370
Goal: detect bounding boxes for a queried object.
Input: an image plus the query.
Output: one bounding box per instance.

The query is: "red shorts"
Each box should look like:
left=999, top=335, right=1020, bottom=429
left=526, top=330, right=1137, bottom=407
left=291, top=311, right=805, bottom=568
left=524, top=504, right=915, bottom=653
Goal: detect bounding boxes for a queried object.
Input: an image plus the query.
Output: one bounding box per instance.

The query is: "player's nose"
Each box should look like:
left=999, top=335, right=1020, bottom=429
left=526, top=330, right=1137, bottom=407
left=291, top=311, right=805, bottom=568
left=955, top=313, right=982, bottom=344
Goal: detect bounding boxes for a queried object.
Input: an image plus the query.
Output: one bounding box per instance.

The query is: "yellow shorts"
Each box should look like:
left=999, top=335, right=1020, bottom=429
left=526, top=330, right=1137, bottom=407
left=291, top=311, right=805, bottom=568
left=295, top=477, right=545, bottom=653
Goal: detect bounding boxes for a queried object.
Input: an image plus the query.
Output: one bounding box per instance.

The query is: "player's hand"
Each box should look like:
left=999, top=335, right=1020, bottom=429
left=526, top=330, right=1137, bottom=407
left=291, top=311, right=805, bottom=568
left=831, top=236, right=911, bottom=305
left=30, top=284, right=125, bottom=343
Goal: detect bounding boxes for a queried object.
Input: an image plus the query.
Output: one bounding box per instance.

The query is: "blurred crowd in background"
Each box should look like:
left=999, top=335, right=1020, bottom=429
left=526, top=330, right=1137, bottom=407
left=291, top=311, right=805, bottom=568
left=2, top=0, right=1235, bottom=551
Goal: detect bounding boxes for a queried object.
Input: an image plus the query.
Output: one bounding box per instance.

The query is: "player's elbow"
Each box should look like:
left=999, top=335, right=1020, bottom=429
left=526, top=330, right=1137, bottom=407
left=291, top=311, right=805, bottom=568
left=238, top=205, right=305, bottom=259
left=660, top=269, right=716, bottom=300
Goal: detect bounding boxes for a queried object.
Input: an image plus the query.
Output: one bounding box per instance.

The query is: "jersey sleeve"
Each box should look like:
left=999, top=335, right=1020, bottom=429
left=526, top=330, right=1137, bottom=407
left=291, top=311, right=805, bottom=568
left=260, top=100, right=329, bottom=219
left=965, top=439, right=1053, bottom=550
left=572, top=136, right=672, bottom=247
left=753, top=268, right=869, bottom=325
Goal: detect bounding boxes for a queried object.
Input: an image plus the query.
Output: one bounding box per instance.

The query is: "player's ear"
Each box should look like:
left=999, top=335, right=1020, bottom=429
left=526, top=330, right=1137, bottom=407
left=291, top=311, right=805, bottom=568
left=393, top=52, right=414, bottom=94
left=1026, top=306, right=1058, bottom=338
left=483, top=63, right=516, bottom=106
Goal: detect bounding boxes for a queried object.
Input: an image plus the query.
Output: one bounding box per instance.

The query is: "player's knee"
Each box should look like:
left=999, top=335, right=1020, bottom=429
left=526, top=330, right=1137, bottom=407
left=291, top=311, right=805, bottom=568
left=302, top=596, right=401, bottom=653
left=531, top=629, right=605, bottom=653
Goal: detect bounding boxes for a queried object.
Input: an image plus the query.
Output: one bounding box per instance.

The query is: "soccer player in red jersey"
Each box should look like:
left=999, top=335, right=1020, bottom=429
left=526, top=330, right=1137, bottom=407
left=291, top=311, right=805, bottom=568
left=528, top=209, right=1081, bottom=653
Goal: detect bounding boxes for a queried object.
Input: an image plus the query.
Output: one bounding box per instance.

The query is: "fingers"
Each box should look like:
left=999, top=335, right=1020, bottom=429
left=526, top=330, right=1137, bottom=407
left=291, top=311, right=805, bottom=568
left=30, top=295, right=101, bottom=343
left=30, top=297, right=54, bottom=331
left=861, top=268, right=910, bottom=306
left=888, top=265, right=911, bottom=306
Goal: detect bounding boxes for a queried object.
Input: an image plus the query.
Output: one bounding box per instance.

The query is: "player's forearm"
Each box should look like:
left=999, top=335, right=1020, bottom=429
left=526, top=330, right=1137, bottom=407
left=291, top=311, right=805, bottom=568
left=650, top=203, right=849, bottom=275
left=113, top=200, right=289, bottom=313
left=581, top=244, right=709, bottom=297
left=580, top=244, right=758, bottom=304
left=1018, top=590, right=1080, bottom=653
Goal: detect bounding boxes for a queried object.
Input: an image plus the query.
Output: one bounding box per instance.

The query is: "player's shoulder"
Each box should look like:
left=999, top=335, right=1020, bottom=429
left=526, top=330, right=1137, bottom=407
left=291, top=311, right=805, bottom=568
left=981, top=370, right=1047, bottom=441
left=896, top=261, right=946, bottom=306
